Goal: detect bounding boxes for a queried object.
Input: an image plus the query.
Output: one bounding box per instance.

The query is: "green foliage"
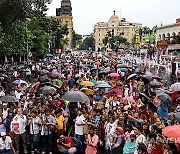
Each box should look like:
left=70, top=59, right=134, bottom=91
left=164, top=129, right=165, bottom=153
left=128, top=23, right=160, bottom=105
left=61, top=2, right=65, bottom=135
left=80, top=36, right=95, bottom=51
left=72, top=31, right=82, bottom=48
left=0, top=0, right=51, bottom=28
left=0, top=0, right=69, bottom=57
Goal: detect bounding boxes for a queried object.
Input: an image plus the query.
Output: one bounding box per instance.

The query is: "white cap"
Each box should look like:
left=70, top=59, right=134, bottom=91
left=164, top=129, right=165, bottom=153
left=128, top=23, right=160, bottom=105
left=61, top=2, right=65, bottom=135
left=3, top=103, right=7, bottom=106
left=1, top=132, right=6, bottom=137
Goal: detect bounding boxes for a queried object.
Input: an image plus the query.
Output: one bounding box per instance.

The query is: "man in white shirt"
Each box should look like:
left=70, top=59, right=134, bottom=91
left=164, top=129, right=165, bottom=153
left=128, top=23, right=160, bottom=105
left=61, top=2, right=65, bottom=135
left=0, top=132, right=16, bottom=154
left=74, top=108, right=86, bottom=144
left=11, top=108, right=28, bottom=154
left=134, top=126, right=146, bottom=145
left=29, top=110, right=41, bottom=153
left=2, top=103, right=8, bottom=119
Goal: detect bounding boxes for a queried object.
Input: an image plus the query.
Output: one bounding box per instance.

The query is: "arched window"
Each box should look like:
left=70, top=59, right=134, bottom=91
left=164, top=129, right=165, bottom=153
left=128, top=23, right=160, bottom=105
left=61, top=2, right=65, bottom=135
left=162, top=34, right=165, bottom=40
left=159, top=34, right=161, bottom=40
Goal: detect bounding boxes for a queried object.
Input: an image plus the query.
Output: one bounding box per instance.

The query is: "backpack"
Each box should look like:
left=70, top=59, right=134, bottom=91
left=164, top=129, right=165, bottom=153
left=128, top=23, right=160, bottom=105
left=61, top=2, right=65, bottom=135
left=71, top=137, right=83, bottom=149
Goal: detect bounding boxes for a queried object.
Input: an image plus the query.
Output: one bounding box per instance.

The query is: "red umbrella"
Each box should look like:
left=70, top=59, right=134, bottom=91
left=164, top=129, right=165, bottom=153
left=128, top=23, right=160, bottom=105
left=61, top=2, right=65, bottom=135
left=107, top=88, right=123, bottom=97
left=29, top=82, right=40, bottom=93
left=109, top=73, right=120, bottom=77
left=163, top=125, right=180, bottom=138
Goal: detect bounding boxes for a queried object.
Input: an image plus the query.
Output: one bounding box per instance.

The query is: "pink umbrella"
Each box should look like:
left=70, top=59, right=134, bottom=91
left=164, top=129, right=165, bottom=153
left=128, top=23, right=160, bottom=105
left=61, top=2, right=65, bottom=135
left=95, top=61, right=101, bottom=66
left=109, top=73, right=120, bottom=77
left=50, top=59, right=57, bottom=63
left=121, top=97, right=136, bottom=104
left=51, top=71, right=60, bottom=77
left=146, top=71, right=153, bottom=76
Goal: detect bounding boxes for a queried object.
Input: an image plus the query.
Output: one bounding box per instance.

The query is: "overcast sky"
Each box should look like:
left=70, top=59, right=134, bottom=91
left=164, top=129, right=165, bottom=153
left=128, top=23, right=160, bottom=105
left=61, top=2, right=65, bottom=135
left=47, top=0, right=180, bottom=35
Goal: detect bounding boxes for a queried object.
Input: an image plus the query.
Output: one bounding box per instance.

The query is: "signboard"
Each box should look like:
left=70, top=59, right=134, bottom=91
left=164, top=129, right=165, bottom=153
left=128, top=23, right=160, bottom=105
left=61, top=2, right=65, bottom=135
left=157, top=40, right=168, bottom=49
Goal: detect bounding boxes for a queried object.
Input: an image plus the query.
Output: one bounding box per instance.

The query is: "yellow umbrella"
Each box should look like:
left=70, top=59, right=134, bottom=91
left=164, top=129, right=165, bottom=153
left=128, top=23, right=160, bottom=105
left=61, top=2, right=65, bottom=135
left=80, top=81, right=95, bottom=87
left=80, top=88, right=94, bottom=95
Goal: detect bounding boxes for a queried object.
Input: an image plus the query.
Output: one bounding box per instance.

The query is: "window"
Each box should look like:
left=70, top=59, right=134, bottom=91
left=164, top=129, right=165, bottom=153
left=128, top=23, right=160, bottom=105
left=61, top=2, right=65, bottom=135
left=99, top=34, right=100, bottom=36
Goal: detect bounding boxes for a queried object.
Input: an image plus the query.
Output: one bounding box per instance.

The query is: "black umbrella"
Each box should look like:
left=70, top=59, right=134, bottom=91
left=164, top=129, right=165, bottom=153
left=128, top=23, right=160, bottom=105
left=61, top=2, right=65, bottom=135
left=127, top=74, right=137, bottom=80
left=156, top=92, right=172, bottom=103
left=41, top=86, right=56, bottom=94
left=0, top=96, right=16, bottom=103
left=39, top=69, right=49, bottom=76
left=137, top=75, right=152, bottom=84
left=139, top=93, right=151, bottom=101
left=120, top=68, right=129, bottom=72
left=61, top=91, right=90, bottom=102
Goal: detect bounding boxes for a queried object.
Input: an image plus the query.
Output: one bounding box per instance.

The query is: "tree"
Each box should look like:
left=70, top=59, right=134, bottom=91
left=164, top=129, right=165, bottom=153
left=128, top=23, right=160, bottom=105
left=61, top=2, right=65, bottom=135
left=0, top=0, right=51, bottom=29
left=80, top=36, right=95, bottom=51
left=72, top=31, right=82, bottom=49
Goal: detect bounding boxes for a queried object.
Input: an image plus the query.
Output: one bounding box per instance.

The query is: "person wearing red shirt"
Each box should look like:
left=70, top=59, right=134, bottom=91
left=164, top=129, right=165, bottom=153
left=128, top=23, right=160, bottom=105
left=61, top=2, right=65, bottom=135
left=57, top=132, right=77, bottom=154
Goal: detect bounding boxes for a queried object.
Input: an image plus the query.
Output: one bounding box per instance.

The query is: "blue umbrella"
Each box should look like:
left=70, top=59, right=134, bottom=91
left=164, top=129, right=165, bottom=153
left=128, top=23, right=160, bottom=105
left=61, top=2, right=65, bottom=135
left=45, top=53, right=53, bottom=57
left=97, top=83, right=111, bottom=88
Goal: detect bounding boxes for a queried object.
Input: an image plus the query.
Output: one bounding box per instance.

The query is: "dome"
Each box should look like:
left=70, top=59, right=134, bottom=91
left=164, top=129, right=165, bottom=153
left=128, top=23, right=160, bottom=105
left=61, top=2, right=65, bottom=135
left=110, top=11, right=119, bottom=20
left=110, top=15, right=119, bottom=20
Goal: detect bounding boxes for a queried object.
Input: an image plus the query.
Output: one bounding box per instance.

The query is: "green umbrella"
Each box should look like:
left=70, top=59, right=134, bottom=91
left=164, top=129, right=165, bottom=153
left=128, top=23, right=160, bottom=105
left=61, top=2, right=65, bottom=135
left=52, top=79, right=63, bottom=88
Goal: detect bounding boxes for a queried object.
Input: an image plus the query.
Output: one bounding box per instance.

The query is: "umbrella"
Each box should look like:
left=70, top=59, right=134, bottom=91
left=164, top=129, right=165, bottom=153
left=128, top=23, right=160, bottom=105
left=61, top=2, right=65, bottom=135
left=152, top=76, right=162, bottom=80
left=13, top=79, right=27, bottom=85
left=107, top=88, right=123, bottom=97
left=80, top=81, right=95, bottom=87
left=0, top=96, right=16, bottom=103
left=80, top=88, right=94, bottom=95
left=42, top=86, right=56, bottom=94
left=155, top=88, right=171, bottom=95
left=95, top=81, right=108, bottom=85
left=139, top=93, right=151, bottom=101
left=137, top=76, right=152, bottom=84
left=120, top=68, right=129, bottom=72
left=29, top=82, right=41, bottom=93
left=127, top=74, right=137, bottom=80
left=117, top=64, right=127, bottom=68
left=45, top=53, right=53, bottom=57
left=163, top=125, right=180, bottom=138
left=170, top=82, right=180, bottom=91
left=50, top=59, right=57, bottom=63
left=156, top=92, right=172, bottom=102
left=52, top=79, right=63, bottom=88
left=95, top=61, right=101, bottom=66
left=61, top=91, right=90, bottom=102
left=150, top=82, right=162, bottom=88
left=39, top=69, right=49, bottom=76
left=97, top=83, right=111, bottom=88
left=50, top=71, right=60, bottom=77
left=146, top=71, right=154, bottom=76
left=109, top=73, right=120, bottom=77
left=64, top=63, right=69, bottom=66
left=0, top=74, right=8, bottom=78
left=122, top=97, right=136, bottom=104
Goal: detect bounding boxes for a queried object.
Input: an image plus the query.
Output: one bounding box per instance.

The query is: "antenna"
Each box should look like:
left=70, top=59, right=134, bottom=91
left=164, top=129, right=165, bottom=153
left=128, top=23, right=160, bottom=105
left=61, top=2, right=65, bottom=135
left=120, top=6, right=122, bottom=20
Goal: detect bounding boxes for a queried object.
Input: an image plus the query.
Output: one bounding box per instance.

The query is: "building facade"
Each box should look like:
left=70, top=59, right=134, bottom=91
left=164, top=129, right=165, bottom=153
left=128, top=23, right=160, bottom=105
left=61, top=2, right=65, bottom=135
left=156, top=19, right=180, bottom=43
left=94, top=11, right=142, bottom=51
left=56, top=0, right=73, bottom=49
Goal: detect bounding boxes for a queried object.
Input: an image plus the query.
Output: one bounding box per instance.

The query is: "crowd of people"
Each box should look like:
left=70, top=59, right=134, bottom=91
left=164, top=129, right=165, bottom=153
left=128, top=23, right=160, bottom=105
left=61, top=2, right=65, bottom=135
left=0, top=51, right=179, bottom=154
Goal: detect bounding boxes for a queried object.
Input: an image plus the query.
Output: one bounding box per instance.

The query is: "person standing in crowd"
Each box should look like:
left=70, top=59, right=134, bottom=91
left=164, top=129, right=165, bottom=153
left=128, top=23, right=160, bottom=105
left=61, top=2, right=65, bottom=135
left=0, top=132, right=16, bottom=154
left=0, top=108, right=6, bottom=134
left=11, top=107, right=28, bottom=154
left=29, top=110, right=41, bottom=154
left=85, top=127, right=99, bottom=154
left=74, top=108, right=86, bottom=144
left=41, top=108, right=56, bottom=154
